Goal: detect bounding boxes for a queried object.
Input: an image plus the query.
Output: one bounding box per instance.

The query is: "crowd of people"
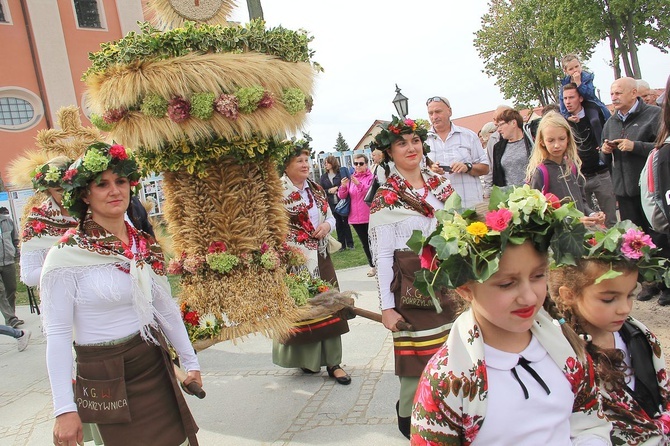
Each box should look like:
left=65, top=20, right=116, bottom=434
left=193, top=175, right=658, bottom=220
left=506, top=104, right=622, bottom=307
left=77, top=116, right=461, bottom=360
left=3, top=54, right=670, bottom=445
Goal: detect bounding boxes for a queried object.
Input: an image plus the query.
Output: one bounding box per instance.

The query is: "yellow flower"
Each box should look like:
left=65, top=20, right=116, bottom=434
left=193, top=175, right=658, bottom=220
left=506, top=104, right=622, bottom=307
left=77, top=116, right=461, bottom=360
left=466, top=222, right=488, bottom=242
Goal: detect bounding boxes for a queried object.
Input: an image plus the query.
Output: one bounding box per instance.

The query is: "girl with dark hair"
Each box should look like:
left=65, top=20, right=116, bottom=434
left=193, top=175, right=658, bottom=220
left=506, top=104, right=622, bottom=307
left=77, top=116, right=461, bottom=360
left=319, top=155, right=354, bottom=250
left=550, top=222, right=670, bottom=444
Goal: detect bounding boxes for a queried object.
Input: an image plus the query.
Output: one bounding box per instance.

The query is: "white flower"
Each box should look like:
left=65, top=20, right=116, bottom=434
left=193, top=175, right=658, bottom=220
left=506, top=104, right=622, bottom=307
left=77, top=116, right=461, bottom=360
left=199, top=313, right=217, bottom=329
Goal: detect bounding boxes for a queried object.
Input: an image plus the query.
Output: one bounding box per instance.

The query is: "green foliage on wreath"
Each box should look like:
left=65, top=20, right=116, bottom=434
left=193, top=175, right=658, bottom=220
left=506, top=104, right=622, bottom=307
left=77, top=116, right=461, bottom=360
left=89, top=114, right=115, bottom=131
left=281, top=88, right=306, bottom=115
left=83, top=20, right=322, bottom=81
left=191, top=93, right=216, bottom=120
left=141, top=93, right=169, bottom=117
left=136, top=137, right=294, bottom=177
left=236, top=86, right=265, bottom=114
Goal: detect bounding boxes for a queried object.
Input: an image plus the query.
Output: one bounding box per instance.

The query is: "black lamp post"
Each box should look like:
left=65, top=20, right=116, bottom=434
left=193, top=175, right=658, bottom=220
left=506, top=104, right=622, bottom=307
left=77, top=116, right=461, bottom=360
left=392, top=84, right=409, bottom=118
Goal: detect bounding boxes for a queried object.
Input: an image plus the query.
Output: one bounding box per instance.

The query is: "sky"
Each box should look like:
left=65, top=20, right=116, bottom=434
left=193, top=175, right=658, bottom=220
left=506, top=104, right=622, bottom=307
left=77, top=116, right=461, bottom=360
left=229, top=1, right=670, bottom=153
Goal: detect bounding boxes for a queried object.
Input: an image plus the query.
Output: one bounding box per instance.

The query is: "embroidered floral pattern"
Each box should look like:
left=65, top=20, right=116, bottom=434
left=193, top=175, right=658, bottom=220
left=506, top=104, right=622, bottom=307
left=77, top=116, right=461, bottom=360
left=21, top=200, right=77, bottom=243
left=369, top=170, right=453, bottom=217
left=283, top=179, right=329, bottom=250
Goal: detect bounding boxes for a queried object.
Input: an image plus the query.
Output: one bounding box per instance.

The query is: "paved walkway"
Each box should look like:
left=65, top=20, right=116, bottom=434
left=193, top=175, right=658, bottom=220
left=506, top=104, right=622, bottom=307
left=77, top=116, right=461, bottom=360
left=0, top=266, right=409, bottom=445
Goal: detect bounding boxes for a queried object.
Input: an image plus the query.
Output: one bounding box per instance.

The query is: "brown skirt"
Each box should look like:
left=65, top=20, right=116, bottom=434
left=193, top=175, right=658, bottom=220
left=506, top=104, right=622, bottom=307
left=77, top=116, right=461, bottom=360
left=74, top=331, right=199, bottom=446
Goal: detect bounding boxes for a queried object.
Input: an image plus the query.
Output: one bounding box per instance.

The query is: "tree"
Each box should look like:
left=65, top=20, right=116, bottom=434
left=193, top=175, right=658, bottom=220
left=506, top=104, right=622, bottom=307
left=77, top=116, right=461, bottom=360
left=474, top=0, right=587, bottom=107
left=333, top=133, right=350, bottom=152
left=541, top=0, right=670, bottom=79
left=247, top=0, right=264, bottom=20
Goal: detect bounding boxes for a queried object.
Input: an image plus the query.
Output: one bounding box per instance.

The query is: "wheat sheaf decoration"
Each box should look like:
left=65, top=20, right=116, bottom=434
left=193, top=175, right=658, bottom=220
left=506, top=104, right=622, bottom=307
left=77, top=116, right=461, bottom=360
left=84, top=0, right=318, bottom=346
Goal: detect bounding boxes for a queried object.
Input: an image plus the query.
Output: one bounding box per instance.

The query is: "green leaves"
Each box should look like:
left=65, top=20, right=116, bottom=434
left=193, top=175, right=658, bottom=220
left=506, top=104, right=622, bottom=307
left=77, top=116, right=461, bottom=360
left=84, top=19, right=320, bottom=81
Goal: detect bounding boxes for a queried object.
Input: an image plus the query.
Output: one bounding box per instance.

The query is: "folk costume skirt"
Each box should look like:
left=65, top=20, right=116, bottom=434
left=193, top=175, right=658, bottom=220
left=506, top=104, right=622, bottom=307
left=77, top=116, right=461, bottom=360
left=272, top=253, right=349, bottom=370
left=74, top=331, right=199, bottom=446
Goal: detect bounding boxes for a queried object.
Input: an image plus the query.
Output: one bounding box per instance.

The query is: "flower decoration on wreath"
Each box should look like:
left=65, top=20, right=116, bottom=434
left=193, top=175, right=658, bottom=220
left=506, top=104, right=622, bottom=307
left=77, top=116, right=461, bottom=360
left=408, top=185, right=587, bottom=309
left=577, top=220, right=670, bottom=285
left=369, top=115, right=429, bottom=152
left=284, top=270, right=334, bottom=307
left=31, top=161, right=70, bottom=192
left=60, top=142, right=143, bottom=219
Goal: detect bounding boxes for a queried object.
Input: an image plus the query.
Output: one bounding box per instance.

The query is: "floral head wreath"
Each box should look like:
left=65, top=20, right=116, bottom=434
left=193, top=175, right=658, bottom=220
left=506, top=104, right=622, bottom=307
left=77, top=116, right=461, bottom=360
left=280, top=133, right=313, bottom=171
left=61, top=142, right=142, bottom=219
left=31, top=158, right=72, bottom=191
left=409, top=185, right=586, bottom=308
left=369, top=116, right=429, bottom=151
left=577, top=220, right=670, bottom=285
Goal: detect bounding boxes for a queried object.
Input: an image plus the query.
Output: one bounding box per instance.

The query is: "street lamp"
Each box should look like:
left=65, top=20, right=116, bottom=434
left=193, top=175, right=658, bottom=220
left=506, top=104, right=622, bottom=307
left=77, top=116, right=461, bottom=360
left=392, top=84, right=408, bottom=118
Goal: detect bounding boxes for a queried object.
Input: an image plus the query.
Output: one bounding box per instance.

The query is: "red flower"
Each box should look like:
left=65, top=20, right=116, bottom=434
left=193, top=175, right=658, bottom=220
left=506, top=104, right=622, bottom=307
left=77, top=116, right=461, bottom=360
left=129, top=180, right=139, bottom=188
left=389, top=125, right=400, bottom=134
left=62, top=169, right=78, bottom=182
left=208, top=241, right=227, bottom=253
left=485, top=208, right=513, bottom=231
left=31, top=220, right=47, bottom=233
left=109, top=144, right=128, bottom=160
left=427, top=176, right=441, bottom=189
left=419, top=245, right=438, bottom=271
left=258, top=91, right=274, bottom=108
left=289, top=191, right=301, bottom=201
left=296, top=231, right=309, bottom=243
left=184, top=311, right=199, bottom=326
left=151, top=260, right=164, bottom=272
left=34, top=172, right=44, bottom=180
left=587, top=237, right=598, bottom=247
left=260, top=242, right=270, bottom=254
left=544, top=192, right=561, bottom=209
left=383, top=191, right=398, bottom=205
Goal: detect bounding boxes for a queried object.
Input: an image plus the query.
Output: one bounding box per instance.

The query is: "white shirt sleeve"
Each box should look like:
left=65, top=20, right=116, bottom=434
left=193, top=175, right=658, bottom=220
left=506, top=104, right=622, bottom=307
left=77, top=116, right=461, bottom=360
left=19, top=248, right=47, bottom=287
left=370, top=224, right=396, bottom=310
left=44, top=279, right=78, bottom=416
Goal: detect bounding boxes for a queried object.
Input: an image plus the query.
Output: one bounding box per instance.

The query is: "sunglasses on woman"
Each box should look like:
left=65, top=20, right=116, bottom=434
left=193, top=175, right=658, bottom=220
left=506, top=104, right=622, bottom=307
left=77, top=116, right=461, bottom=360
left=353, top=162, right=366, bottom=166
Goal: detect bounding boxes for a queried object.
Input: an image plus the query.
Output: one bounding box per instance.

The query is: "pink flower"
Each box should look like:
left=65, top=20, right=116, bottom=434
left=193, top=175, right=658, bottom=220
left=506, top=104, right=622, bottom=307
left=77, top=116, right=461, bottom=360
left=383, top=191, right=398, bottom=205
left=621, top=228, right=655, bottom=260
left=214, top=93, right=239, bottom=120
left=587, top=237, right=598, bottom=247
left=167, top=258, right=184, bottom=275
left=102, top=108, right=127, bottom=124
left=260, top=242, right=270, bottom=254
left=167, top=97, right=191, bottom=123
left=414, top=375, right=441, bottom=414
left=419, top=245, right=438, bottom=271
left=59, top=228, right=77, bottom=243
left=62, top=169, right=78, bottom=182
left=258, top=91, right=274, bottom=108
left=109, top=144, right=128, bottom=160
left=544, top=192, right=561, bottom=209
left=208, top=241, right=227, bottom=253
left=485, top=208, right=513, bottom=231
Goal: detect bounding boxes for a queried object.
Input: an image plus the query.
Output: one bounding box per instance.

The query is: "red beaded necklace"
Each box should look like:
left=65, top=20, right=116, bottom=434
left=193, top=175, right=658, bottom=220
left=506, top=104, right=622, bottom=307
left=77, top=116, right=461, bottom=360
left=407, top=180, right=429, bottom=200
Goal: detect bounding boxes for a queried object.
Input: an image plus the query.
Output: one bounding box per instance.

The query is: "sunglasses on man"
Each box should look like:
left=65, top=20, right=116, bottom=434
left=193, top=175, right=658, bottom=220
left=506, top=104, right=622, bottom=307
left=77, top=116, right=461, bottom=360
left=353, top=162, right=366, bottom=166
left=426, top=96, right=450, bottom=107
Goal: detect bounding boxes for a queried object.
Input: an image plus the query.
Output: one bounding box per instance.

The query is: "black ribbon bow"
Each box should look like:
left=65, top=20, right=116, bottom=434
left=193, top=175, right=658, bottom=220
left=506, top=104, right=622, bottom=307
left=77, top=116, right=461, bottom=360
left=510, top=357, right=551, bottom=400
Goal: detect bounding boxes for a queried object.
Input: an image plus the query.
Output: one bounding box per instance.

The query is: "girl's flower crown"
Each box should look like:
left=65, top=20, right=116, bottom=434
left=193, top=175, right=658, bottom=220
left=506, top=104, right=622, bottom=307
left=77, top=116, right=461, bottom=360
left=578, top=220, right=670, bottom=285
left=61, top=142, right=143, bottom=219
left=369, top=115, right=429, bottom=151
left=409, top=185, right=586, bottom=308
left=31, top=161, right=71, bottom=191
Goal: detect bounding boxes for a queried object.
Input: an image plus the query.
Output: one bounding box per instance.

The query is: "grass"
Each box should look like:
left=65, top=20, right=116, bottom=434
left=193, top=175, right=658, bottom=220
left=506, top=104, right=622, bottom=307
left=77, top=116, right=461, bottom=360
left=14, top=226, right=369, bottom=306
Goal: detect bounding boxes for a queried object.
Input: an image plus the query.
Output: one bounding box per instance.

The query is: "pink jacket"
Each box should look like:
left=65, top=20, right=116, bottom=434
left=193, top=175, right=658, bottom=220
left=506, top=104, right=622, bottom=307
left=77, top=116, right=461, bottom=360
left=337, top=169, right=374, bottom=224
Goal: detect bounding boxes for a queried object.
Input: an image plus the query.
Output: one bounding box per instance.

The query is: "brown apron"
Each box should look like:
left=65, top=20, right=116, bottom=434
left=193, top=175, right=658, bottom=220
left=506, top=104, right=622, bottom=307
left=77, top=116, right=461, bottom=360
left=281, top=252, right=349, bottom=345
left=74, top=331, right=199, bottom=446
left=391, top=250, right=458, bottom=376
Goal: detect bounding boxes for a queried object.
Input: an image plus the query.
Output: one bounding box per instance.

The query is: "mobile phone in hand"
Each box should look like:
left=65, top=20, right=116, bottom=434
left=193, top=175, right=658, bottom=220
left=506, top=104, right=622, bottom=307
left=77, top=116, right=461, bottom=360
left=437, top=163, right=452, bottom=174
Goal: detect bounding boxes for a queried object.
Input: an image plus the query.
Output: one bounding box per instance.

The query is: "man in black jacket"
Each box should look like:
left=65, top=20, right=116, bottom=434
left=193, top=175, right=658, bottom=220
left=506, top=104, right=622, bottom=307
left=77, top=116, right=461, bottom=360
left=602, top=77, right=664, bottom=301
left=563, top=83, right=617, bottom=227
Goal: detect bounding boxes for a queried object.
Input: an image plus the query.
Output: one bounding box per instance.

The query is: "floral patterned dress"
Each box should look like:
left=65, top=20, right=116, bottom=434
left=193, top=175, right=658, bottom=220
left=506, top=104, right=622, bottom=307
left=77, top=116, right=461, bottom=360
left=411, top=308, right=611, bottom=445
left=603, top=317, right=670, bottom=445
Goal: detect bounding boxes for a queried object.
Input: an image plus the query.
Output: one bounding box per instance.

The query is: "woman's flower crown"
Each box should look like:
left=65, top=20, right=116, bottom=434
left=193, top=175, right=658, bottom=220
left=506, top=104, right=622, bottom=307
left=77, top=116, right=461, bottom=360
left=369, top=116, right=429, bottom=151
left=409, top=185, right=586, bottom=306
left=280, top=134, right=313, bottom=170
left=61, top=142, right=143, bottom=219
left=32, top=162, right=70, bottom=191
left=579, top=220, right=670, bottom=285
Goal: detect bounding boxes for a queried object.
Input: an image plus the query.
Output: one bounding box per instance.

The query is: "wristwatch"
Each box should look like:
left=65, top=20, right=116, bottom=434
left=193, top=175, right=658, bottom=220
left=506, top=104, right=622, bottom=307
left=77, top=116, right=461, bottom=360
left=465, top=162, right=473, bottom=173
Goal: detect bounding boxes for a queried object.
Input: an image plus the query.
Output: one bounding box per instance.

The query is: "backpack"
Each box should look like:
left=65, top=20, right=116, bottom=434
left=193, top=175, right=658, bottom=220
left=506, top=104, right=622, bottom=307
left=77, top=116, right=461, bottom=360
left=536, top=163, right=578, bottom=194
left=640, top=148, right=670, bottom=233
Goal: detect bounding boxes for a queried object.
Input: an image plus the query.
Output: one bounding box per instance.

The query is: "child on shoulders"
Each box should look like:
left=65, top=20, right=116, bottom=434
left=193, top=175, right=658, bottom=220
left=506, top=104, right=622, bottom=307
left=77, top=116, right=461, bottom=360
left=526, top=112, right=606, bottom=227
left=550, top=221, right=670, bottom=445
left=410, top=186, right=612, bottom=445
left=559, top=54, right=611, bottom=120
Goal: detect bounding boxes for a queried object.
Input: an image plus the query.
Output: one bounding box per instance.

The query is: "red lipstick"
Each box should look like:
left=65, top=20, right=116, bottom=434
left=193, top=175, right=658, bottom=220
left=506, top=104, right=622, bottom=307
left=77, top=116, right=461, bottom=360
left=512, top=306, right=535, bottom=319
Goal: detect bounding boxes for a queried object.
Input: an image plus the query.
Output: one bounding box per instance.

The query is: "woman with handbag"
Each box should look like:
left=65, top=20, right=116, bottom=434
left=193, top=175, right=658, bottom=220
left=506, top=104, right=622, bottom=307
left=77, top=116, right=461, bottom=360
left=338, top=154, right=376, bottom=276
left=368, top=116, right=457, bottom=439
left=319, top=155, right=354, bottom=250
left=41, top=143, right=201, bottom=446
left=272, top=141, right=352, bottom=385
